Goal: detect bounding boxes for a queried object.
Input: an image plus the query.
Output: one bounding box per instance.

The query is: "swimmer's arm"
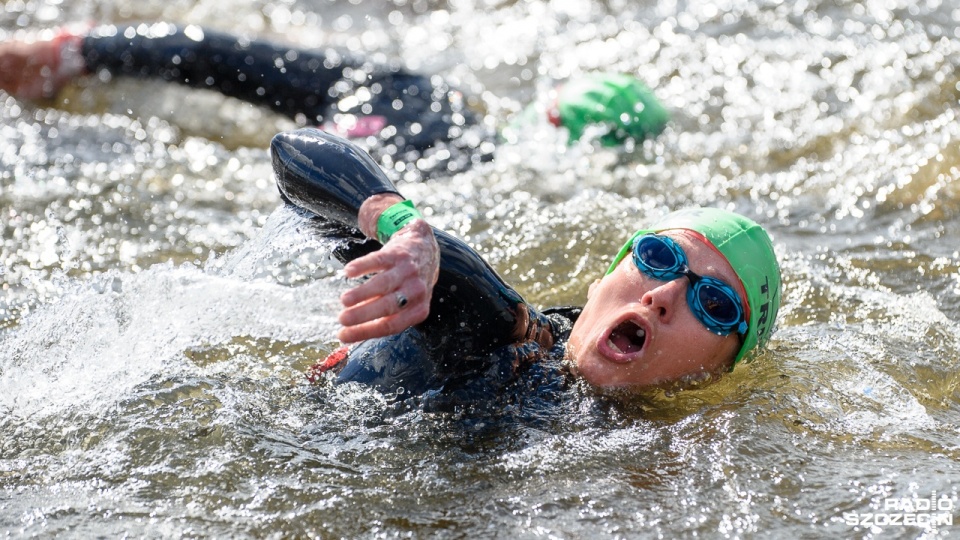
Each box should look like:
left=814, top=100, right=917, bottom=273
left=335, top=193, right=440, bottom=343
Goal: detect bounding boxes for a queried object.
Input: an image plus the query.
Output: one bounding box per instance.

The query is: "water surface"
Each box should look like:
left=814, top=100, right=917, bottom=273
left=3, top=0, right=960, bottom=537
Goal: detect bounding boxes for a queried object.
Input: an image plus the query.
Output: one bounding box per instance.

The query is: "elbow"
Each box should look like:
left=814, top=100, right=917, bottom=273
left=270, top=130, right=307, bottom=201
left=269, top=127, right=398, bottom=226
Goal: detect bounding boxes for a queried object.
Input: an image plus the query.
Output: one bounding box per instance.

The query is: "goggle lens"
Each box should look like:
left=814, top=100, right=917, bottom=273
left=635, top=235, right=684, bottom=278
left=692, top=278, right=741, bottom=326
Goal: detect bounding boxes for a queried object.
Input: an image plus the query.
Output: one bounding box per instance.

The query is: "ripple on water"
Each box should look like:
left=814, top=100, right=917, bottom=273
left=3, top=0, right=960, bottom=537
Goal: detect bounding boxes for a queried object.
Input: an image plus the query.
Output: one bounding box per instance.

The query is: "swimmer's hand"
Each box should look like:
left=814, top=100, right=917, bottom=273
left=337, top=194, right=440, bottom=343
left=0, top=27, right=86, bottom=100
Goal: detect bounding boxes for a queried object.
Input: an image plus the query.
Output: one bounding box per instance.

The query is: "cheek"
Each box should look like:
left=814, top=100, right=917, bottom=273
left=567, top=326, right=582, bottom=356
left=653, top=321, right=735, bottom=371
left=586, top=278, right=601, bottom=299
left=717, top=336, right=740, bottom=369
left=682, top=333, right=738, bottom=373
left=567, top=318, right=591, bottom=360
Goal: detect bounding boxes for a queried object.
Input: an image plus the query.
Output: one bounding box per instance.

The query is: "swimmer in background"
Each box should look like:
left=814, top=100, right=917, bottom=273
left=0, top=22, right=670, bottom=177
left=273, top=128, right=782, bottom=401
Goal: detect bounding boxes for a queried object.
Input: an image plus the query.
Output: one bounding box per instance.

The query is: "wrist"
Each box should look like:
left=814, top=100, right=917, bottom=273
left=376, top=200, right=423, bottom=244
left=358, top=193, right=404, bottom=240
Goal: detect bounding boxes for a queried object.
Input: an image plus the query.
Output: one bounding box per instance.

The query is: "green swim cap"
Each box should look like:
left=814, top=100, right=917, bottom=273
left=554, top=73, right=669, bottom=146
left=605, top=207, right=782, bottom=365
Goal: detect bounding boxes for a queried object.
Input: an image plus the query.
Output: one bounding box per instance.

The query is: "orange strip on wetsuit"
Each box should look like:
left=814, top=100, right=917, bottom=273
left=306, top=345, right=350, bottom=383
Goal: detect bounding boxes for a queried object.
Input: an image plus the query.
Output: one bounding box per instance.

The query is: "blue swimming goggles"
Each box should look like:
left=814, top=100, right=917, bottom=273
left=631, top=233, right=748, bottom=336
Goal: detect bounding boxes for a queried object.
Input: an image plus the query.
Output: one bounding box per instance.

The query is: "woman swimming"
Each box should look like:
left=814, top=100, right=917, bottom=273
left=0, top=22, right=669, bottom=174
left=272, top=128, right=782, bottom=400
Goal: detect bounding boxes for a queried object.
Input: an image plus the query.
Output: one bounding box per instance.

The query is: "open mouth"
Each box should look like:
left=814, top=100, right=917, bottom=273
left=604, top=319, right=647, bottom=358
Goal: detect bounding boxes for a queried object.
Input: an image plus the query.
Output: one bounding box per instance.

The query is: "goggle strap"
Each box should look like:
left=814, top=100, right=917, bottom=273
left=605, top=229, right=647, bottom=275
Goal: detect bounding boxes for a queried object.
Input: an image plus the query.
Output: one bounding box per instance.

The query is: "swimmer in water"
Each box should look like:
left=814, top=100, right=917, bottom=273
left=0, top=22, right=669, bottom=175
left=272, top=128, right=782, bottom=401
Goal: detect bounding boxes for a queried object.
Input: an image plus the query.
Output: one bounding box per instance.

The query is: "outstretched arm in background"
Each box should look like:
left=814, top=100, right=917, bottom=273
left=0, top=23, right=346, bottom=121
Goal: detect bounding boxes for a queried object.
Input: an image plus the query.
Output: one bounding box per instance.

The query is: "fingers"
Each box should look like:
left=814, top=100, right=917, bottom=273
left=339, top=279, right=428, bottom=328
left=0, top=30, right=86, bottom=100
left=340, top=254, right=416, bottom=308
left=342, top=248, right=393, bottom=280
left=337, top=301, right=430, bottom=344
left=335, top=218, right=440, bottom=343
left=0, top=37, right=57, bottom=99
left=337, top=249, right=432, bottom=342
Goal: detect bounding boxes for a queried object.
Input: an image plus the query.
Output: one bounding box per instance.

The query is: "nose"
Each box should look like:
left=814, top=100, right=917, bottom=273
left=640, top=277, right=687, bottom=323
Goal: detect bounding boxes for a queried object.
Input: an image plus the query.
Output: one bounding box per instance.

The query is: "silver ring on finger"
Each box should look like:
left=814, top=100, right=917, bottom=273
left=395, top=291, right=408, bottom=309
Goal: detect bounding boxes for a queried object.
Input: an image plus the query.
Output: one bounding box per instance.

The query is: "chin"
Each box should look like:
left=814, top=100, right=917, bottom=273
left=570, top=344, right=662, bottom=391
left=574, top=359, right=650, bottom=392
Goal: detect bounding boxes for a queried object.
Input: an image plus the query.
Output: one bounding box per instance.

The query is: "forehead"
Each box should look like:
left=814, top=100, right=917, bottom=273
left=658, top=229, right=740, bottom=284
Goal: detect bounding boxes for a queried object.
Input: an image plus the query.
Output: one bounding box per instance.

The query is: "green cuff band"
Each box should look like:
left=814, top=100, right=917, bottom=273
left=376, top=200, right=423, bottom=244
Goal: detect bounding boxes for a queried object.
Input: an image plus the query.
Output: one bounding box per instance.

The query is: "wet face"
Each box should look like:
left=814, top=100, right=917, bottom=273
left=568, top=229, right=743, bottom=391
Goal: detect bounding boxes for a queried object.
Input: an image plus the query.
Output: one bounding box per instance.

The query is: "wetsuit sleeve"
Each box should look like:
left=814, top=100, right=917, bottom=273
left=78, top=23, right=481, bottom=161
left=421, top=229, right=527, bottom=353
left=81, top=23, right=354, bottom=123
left=271, top=128, right=526, bottom=354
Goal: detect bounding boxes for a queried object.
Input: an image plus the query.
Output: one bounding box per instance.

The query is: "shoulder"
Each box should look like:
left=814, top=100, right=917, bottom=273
left=542, top=306, right=582, bottom=324
left=537, top=305, right=581, bottom=349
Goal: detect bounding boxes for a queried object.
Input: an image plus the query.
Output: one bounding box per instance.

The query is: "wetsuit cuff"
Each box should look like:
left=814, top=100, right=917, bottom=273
left=376, top=200, right=422, bottom=244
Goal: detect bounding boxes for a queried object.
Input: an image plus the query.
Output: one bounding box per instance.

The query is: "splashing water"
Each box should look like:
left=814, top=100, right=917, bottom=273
left=3, top=0, right=960, bottom=537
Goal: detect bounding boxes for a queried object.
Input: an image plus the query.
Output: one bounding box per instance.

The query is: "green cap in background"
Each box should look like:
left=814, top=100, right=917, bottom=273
left=553, top=73, right=669, bottom=146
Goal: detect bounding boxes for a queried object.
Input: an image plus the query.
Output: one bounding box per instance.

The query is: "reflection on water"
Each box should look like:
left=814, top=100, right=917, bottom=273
left=3, top=0, right=960, bottom=537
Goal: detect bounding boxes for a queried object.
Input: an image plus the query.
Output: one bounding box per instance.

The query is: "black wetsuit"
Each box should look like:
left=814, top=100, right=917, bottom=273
left=271, top=128, right=579, bottom=401
left=81, top=24, right=490, bottom=175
